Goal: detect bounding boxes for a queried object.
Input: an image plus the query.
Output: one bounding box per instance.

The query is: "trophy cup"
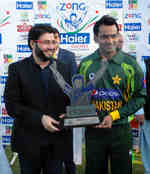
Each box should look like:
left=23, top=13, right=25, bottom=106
left=49, top=58, right=108, bottom=128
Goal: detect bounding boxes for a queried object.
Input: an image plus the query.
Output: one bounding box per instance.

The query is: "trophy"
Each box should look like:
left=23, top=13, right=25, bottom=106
left=60, top=74, right=99, bottom=128
left=49, top=58, right=108, bottom=128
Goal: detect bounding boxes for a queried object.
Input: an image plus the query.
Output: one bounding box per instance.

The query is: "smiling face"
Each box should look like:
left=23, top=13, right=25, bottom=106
left=95, top=24, right=118, bottom=58
left=36, top=32, right=57, bottom=57
left=31, top=32, right=58, bottom=62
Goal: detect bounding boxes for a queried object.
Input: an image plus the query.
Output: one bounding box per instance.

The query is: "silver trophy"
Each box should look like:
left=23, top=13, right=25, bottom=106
left=61, top=74, right=99, bottom=128
left=49, top=59, right=108, bottom=128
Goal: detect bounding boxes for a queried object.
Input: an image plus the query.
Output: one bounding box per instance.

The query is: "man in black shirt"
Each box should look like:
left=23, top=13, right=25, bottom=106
left=4, top=24, right=73, bottom=174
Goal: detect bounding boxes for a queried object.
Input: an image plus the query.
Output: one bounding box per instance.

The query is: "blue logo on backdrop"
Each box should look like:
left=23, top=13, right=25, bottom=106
left=1, top=116, right=14, bottom=125
left=0, top=76, right=8, bottom=84
left=0, top=33, right=2, bottom=44
left=1, top=96, right=4, bottom=103
left=142, top=56, right=150, bottom=61
left=124, top=23, right=141, bottom=31
left=2, top=136, right=11, bottom=144
left=60, top=33, right=90, bottom=44
left=16, top=1, right=33, bottom=10
left=149, top=33, right=150, bottom=44
left=105, top=0, right=123, bottom=8
left=17, top=45, right=32, bottom=53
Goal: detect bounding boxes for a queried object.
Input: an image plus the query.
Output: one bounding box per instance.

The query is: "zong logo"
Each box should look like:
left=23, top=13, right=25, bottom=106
left=57, top=2, right=87, bottom=11
left=56, top=1, right=99, bottom=34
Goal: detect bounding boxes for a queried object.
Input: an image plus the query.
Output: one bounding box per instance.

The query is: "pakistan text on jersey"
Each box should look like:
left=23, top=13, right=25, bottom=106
left=92, top=100, right=122, bottom=112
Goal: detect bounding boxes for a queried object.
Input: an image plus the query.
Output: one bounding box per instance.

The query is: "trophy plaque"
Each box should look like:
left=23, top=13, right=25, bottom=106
left=60, top=104, right=99, bottom=128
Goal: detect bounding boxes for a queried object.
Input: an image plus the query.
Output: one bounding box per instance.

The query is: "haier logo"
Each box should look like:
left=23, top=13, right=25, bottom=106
left=17, top=45, right=31, bottom=53
left=16, top=1, right=33, bottom=10
left=105, top=0, right=123, bottom=8
left=60, top=33, right=90, bottom=44
left=149, top=33, right=150, bottom=44
left=124, top=23, right=141, bottom=31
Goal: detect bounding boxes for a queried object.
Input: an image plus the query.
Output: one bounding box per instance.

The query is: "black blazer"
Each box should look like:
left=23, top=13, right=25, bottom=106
left=4, top=55, right=73, bottom=158
left=144, top=59, right=150, bottom=120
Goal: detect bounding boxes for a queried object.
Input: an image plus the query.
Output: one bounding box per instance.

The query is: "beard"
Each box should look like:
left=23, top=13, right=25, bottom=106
left=35, top=44, right=53, bottom=62
left=101, top=44, right=117, bottom=54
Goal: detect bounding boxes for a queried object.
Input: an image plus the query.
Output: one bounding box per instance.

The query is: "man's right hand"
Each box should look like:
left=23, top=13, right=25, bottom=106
left=95, top=115, right=113, bottom=128
left=41, top=115, right=60, bottom=132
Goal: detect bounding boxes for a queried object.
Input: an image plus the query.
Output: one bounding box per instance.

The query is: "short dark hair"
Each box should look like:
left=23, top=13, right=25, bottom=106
left=93, top=15, right=119, bottom=36
left=53, top=27, right=60, bottom=37
left=28, top=23, right=56, bottom=49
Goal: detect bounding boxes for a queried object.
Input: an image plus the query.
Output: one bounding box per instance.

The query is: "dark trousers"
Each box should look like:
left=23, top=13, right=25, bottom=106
left=64, top=160, right=76, bottom=174
left=18, top=145, right=63, bottom=174
left=85, top=124, right=132, bottom=174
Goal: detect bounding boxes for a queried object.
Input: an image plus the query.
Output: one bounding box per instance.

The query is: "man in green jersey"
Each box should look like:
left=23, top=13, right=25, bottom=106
left=79, top=15, right=146, bottom=174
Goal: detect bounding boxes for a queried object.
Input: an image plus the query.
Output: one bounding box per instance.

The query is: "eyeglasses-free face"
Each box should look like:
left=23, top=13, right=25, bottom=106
left=95, top=24, right=119, bottom=56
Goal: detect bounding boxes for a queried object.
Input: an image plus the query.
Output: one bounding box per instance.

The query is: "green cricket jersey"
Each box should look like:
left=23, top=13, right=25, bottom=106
left=79, top=49, right=146, bottom=125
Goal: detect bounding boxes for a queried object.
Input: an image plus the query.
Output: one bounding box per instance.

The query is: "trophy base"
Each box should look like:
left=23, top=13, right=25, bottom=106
left=60, top=115, right=100, bottom=128
left=60, top=104, right=100, bottom=128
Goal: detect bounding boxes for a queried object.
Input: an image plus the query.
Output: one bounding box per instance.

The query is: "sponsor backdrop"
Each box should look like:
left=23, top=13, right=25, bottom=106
left=0, top=0, right=149, bottom=152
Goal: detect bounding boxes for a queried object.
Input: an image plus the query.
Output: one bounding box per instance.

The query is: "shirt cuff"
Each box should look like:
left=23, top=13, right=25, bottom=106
left=109, top=110, right=120, bottom=121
